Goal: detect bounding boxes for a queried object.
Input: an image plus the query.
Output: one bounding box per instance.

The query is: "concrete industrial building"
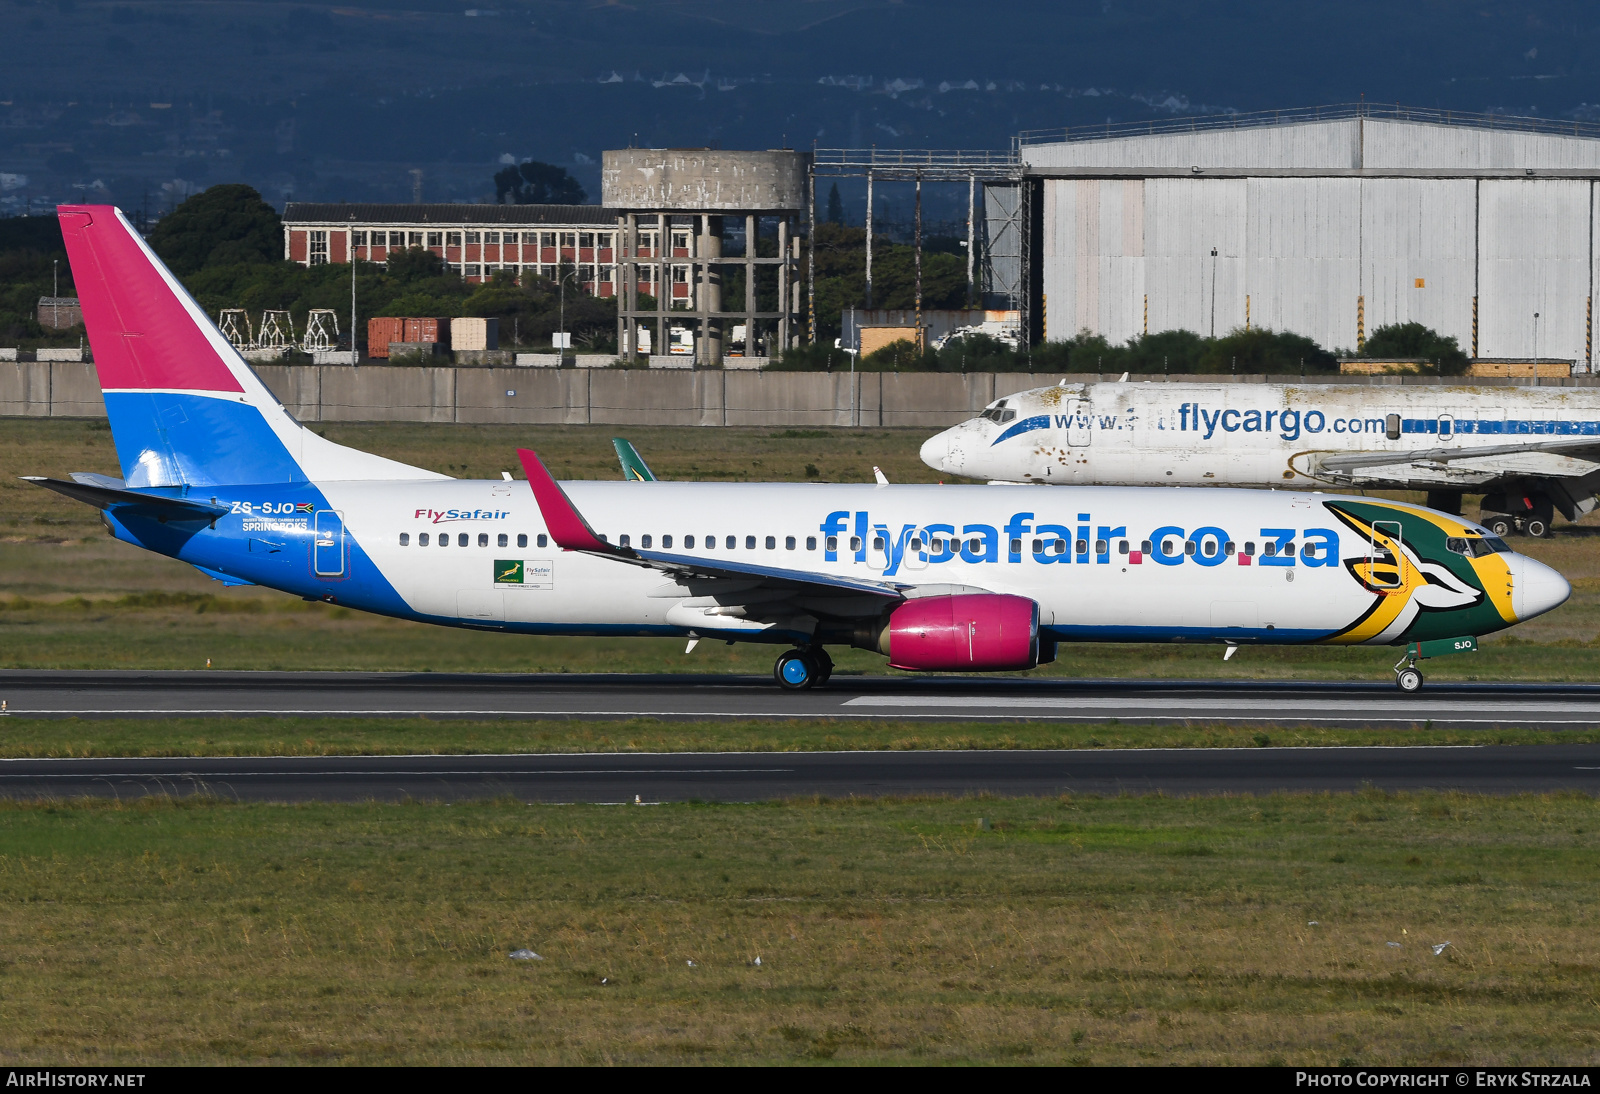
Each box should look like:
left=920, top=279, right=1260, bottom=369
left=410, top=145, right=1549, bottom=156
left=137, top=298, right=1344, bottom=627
left=1010, top=105, right=1600, bottom=368
left=603, top=148, right=807, bottom=366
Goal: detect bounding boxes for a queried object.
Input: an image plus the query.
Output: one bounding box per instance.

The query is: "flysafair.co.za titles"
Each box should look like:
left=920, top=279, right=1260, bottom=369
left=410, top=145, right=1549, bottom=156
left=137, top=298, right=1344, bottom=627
left=25, top=205, right=1572, bottom=692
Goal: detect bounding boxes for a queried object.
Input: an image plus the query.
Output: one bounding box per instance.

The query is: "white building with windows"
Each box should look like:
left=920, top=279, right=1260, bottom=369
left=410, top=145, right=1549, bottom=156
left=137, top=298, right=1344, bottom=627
left=281, top=202, right=627, bottom=297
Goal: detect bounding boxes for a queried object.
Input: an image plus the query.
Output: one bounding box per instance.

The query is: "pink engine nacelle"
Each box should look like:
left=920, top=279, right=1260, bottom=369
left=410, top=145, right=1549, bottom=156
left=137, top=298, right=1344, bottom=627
left=878, top=593, right=1043, bottom=672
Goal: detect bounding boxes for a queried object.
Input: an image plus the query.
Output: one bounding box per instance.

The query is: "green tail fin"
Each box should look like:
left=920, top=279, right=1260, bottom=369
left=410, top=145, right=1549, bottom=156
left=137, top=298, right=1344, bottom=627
left=612, top=437, right=658, bottom=481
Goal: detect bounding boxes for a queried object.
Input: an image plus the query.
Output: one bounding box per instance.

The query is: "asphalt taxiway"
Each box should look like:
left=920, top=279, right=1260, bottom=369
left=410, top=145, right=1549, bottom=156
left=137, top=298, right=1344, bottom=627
left=3, top=670, right=1600, bottom=728
left=0, top=744, right=1596, bottom=802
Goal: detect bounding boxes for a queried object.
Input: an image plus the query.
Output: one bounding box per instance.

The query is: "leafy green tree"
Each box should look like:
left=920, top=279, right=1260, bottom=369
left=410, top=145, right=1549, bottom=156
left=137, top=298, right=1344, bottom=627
left=1362, top=321, right=1469, bottom=375
left=1196, top=327, right=1337, bottom=374
left=494, top=161, right=586, bottom=205
left=147, top=184, right=282, bottom=275
left=384, top=246, right=446, bottom=283
left=826, top=183, right=844, bottom=226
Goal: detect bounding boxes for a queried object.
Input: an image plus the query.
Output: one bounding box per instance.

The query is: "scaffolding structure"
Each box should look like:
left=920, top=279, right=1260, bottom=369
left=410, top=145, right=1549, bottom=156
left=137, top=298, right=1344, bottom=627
left=810, top=148, right=1029, bottom=348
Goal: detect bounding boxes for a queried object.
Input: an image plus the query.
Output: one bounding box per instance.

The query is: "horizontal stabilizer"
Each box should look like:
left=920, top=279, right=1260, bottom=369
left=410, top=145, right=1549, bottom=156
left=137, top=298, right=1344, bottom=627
left=22, top=476, right=228, bottom=523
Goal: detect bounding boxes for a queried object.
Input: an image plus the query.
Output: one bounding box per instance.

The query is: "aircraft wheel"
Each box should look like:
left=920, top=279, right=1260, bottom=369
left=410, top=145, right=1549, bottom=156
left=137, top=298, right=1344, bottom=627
left=1525, top=518, right=1550, bottom=539
left=774, top=649, right=818, bottom=691
left=1484, top=515, right=1515, bottom=538
left=811, top=647, right=835, bottom=687
left=1395, top=666, right=1424, bottom=693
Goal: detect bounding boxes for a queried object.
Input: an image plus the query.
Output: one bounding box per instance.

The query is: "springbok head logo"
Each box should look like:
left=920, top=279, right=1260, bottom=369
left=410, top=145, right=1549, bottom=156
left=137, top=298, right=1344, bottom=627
left=1324, top=502, right=1489, bottom=645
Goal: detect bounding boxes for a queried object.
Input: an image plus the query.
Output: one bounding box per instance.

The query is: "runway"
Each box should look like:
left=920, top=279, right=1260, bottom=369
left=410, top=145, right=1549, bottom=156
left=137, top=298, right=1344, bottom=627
left=4, top=670, right=1600, bottom=728
left=1, top=744, right=1596, bottom=802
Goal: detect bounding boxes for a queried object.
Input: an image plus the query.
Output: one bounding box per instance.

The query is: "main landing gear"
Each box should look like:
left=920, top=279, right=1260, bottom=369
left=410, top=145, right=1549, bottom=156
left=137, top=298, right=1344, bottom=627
left=774, top=647, right=834, bottom=690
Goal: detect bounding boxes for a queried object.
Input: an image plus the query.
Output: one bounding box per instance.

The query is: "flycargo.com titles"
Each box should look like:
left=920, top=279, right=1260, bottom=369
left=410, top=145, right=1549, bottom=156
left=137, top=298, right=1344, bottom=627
left=6, top=1075, right=145, bottom=1088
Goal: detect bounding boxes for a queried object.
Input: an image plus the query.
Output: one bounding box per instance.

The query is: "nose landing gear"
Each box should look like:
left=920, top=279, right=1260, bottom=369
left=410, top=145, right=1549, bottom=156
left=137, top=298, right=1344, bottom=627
left=774, top=646, right=834, bottom=691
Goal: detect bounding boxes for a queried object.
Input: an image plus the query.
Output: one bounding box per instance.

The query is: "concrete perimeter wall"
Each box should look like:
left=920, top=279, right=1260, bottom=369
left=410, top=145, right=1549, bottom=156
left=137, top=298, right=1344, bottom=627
left=6, top=362, right=1600, bottom=426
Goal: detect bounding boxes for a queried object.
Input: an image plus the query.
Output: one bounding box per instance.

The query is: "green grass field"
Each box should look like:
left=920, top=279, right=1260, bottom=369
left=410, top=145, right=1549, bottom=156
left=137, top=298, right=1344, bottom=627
left=1, top=792, right=1595, bottom=1065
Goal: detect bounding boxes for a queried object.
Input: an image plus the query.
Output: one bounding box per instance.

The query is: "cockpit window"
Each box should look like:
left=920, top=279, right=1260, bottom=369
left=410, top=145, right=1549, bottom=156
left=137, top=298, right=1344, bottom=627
left=1447, top=536, right=1509, bottom=558
left=979, top=400, right=1018, bottom=424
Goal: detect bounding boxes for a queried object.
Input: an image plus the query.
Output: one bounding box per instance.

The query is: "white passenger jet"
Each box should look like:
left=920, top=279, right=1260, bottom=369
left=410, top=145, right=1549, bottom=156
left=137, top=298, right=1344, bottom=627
left=921, top=380, right=1600, bottom=537
left=25, top=206, right=1571, bottom=692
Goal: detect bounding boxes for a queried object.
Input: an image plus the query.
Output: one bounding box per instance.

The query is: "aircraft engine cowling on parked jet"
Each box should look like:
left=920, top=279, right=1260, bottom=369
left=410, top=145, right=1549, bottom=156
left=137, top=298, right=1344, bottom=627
left=854, top=593, right=1050, bottom=672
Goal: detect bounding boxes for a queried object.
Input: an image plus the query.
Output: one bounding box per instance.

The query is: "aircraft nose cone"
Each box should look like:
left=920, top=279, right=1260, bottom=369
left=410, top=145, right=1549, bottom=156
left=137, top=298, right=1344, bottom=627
left=920, top=429, right=954, bottom=473
left=1512, top=554, right=1571, bottom=622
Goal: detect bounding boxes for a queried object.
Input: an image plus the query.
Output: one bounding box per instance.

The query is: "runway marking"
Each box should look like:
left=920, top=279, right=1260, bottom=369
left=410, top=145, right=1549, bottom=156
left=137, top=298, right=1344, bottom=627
left=844, top=696, right=1600, bottom=715
left=0, top=767, right=794, bottom=779
left=7, top=707, right=1600, bottom=725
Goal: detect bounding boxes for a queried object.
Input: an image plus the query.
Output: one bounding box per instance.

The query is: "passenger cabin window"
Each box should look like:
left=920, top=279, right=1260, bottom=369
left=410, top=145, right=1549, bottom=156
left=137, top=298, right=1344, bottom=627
left=458, top=534, right=468, bottom=547
left=826, top=536, right=837, bottom=552
left=1264, top=541, right=1277, bottom=557
left=1386, top=413, right=1402, bottom=440
left=684, top=535, right=695, bottom=548
left=850, top=536, right=861, bottom=551
left=786, top=536, right=796, bottom=550
left=1184, top=541, right=1197, bottom=556
left=419, top=533, right=429, bottom=546
left=1118, top=540, right=1129, bottom=555
left=1224, top=541, right=1236, bottom=555
left=400, top=533, right=410, bottom=546
left=766, top=536, right=777, bottom=549
left=662, top=535, right=673, bottom=548
left=1244, top=542, right=1256, bottom=556
left=478, top=533, right=489, bottom=547
left=641, top=535, right=652, bottom=548
left=805, top=536, right=815, bottom=550
left=1096, top=538, right=1109, bottom=555
left=498, top=534, right=508, bottom=547
left=1141, top=540, right=1153, bottom=554
left=873, top=536, right=885, bottom=551
left=1076, top=538, right=1089, bottom=554
left=746, top=536, right=756, bottom=549
left=726, top=536, right=737, bottom=549
left=619, top=534, right=630, bottom=548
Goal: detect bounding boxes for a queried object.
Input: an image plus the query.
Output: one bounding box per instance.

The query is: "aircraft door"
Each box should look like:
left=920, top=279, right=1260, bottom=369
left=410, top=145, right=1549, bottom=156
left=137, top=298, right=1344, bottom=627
left=1367, top=520, right=1404, bottom=590
left=867, top=529, right=891, bottom=572
left=313, top=510, right=345, bottom=577
left=1066, top=399, right=1091, bottom=446
left=901, top=529, right=929, bottom=572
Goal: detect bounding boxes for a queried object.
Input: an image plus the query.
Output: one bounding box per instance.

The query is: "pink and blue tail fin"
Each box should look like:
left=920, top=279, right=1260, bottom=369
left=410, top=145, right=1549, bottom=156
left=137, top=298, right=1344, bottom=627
left=58, top=205, right=442, bottom=488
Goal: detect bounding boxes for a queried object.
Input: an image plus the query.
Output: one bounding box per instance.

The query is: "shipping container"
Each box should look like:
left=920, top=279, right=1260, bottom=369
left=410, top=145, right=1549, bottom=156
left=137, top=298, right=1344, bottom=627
left=403, top=317, right=451, bottom=346
left=450, top=316, right=499, bottom=351
left=366, top=317, right=406, bottom=359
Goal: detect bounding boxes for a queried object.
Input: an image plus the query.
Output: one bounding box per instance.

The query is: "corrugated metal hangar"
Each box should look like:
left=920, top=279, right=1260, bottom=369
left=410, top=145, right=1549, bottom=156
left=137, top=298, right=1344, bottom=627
left=1014, top=106, right=1600, bottom=367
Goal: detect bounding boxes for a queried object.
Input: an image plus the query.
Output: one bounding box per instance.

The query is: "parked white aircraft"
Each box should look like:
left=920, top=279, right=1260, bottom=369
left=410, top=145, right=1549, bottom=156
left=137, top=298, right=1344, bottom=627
left=27, top=206, right=1571, bottom=693
left=921, top=381, right=1600, bottom=537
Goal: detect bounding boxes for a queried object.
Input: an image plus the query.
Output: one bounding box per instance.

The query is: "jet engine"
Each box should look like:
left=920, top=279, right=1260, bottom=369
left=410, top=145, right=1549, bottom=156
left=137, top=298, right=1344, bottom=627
left=853, top=593, right=1051, bottom=671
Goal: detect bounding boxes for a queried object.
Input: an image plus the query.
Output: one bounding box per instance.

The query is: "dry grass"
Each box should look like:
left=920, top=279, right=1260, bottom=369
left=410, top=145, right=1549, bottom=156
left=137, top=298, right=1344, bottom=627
left=0, top=792, right=1596, bottom=1065
left=1, top=716, right=1596, bottom=760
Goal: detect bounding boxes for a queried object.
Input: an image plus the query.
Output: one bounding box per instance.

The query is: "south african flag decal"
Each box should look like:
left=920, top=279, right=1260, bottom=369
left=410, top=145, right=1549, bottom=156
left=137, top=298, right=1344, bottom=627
left=295, top=502, right=314, bottom=513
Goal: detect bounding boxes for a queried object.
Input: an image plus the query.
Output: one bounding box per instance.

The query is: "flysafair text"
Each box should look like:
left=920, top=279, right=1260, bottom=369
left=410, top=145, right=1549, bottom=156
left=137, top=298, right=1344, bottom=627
left=27, top=204, right=1574, bottom=693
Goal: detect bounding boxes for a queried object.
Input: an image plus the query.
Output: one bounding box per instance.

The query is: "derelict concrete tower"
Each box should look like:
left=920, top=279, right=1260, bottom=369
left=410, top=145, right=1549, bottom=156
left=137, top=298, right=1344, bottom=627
left=604, top=149, right=808, bottom=366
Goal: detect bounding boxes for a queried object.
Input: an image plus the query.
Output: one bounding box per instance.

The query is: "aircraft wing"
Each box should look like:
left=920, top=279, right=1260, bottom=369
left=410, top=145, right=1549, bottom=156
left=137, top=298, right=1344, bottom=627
left=517, top=448, right=906, bottom=609
left=612, top=437, right=658, bottom=481
left=1318, top=436, right=1600, bottom=477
